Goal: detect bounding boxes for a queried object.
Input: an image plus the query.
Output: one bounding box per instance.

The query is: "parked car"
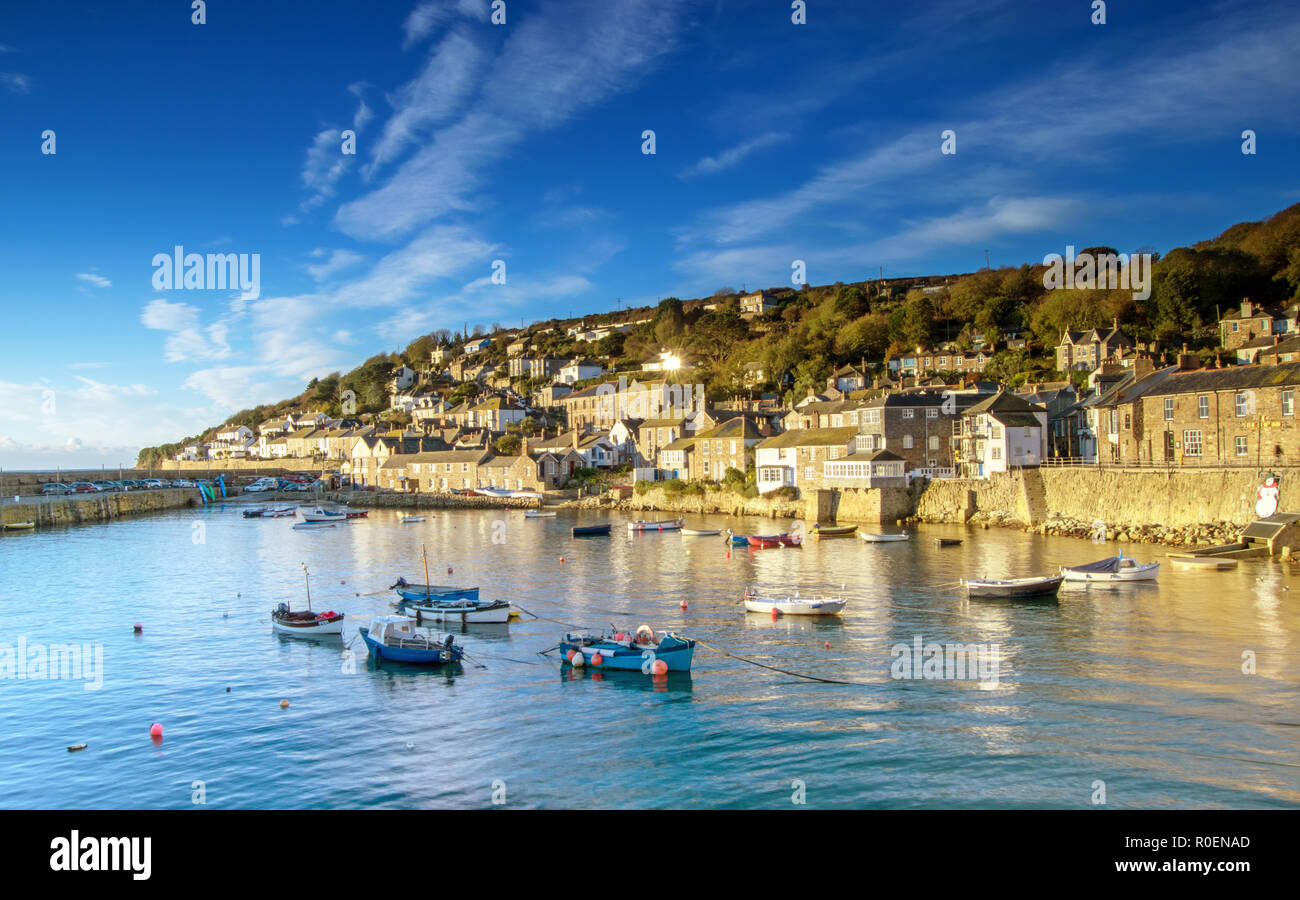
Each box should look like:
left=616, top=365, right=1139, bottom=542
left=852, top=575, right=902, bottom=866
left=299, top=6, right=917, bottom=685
left=244, top=478, right=278, bottom=493
left=92, top=481, right=120, bottom=492
left=40, top=483, right=74, bottom=495
left=69, top=482, right=100, bottom=493
left=142, top=479, right=166, bottom=489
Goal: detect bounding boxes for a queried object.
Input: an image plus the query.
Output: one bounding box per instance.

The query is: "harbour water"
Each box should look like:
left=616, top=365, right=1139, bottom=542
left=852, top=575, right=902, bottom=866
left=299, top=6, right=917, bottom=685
left=1, top=504, right=1297, bottom=809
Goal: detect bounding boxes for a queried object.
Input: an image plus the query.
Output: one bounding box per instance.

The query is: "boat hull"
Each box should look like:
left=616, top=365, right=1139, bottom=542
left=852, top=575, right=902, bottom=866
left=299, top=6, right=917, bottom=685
left=272, top=614, right=345, bottom=636
left=1062, top=565, right=1159, bottom=582
left=811, top=526, right=857, bottom=539
left=681, top=528, right=721, bottom=536
left=406, top=600, right=512, bottom=624
left=559, top=635, right=695, bottom=672
left=524, top=511, right=556, bottom=518
left=965, top=576, right=1063, bottom=599
left=860, top=532, right=908, bottom=543
left=359, top=626, right=462, bottom=664
left=627, top=520, right=684, bottom=532
left=394, top=583, right=480, bottom=603
left=743, top=598, right=846, bottom=616
left=747, top=534, right=800, bottom=548
left=571, top=524, right=611, bottom=536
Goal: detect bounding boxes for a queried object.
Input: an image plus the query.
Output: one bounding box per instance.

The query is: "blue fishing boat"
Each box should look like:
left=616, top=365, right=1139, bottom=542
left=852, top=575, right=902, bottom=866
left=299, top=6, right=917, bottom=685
left=725, top=530, right=749, bottom=545
left=571, top=523, right=611, bottom=536
left=559, top=626, right=695, bottom=672
left=391, top=577, right=479, bottom=603
left=360, top=616, right=463, bottom=664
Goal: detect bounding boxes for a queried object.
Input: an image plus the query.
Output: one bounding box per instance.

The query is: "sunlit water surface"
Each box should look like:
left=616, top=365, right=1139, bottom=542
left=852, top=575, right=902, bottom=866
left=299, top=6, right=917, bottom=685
left=1, top=504, right=1297, bottom=808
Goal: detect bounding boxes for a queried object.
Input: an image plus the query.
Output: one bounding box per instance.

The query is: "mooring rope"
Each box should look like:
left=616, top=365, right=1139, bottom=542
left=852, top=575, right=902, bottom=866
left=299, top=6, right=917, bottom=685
left=692, top=638, right=871, bottom=686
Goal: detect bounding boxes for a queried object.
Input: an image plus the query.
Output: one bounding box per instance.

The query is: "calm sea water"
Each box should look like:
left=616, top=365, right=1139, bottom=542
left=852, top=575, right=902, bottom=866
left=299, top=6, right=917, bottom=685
left=1, top=503, right=1297, bottom=809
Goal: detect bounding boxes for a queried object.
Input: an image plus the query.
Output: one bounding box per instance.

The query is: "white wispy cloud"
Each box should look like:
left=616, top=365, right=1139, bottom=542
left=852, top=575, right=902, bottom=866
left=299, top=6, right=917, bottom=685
left=140, top=298, right=233, bottom=363
left=306, top=248, right=366, bottom=282
left=679, top=131, right=790, bottom=178
left=336, top=0, right=691, bottom=241
left=75, top=272, right=111, bottom=288
left=1, top=72, right=31, bottom=94
left=402, top=0, right=488, bottom=49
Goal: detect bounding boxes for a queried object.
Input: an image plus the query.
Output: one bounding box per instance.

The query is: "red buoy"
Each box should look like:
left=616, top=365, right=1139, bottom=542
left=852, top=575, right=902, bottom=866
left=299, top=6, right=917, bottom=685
left=149, top=723, right=163, bottom=738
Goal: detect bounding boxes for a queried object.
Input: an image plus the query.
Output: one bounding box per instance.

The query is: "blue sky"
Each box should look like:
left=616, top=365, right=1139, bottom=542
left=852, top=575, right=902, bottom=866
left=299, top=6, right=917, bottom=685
left=2, top=0, right=1298, bottom=469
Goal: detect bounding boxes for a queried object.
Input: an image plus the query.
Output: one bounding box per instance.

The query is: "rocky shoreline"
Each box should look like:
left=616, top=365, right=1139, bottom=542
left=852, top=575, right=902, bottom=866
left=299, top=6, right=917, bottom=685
left=911, top=510, right=1242, bottom=548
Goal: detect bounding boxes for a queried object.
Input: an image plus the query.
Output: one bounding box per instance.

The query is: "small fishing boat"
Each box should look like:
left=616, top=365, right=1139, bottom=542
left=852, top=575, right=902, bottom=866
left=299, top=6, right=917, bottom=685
left=292, top=521, right=336, bottom=530
left=860, top=531, right=909, bottom=543
left=401, top=515, right=426, bottom=523
left=681, top=528, right=722, bottom=536
left=1062, top=553, right=1159, bottom=583
left=627, top=519, right=684, bottom=532
left=474, top=487, right=515, bottom=498
left=524, top=510, right=557, bottom=518
left=392, top=547, right=479, bottom=603
left=572, top=523, right=611, bottom=536
left=747, top=533, right=801, bottom=549
left=271, top=565, right=345, bottom=636
left=725, top=530, right=750, bottom=546
left=360, top=615, right=463, bottom=664
left=934, top=537, right=963, bottom=547
left=261, top=506, right=296, bottom=518
left=559, top=626, right=695, bottom=672
left=811, top=524, right=857, bottom=539
left=242, top=508, right=266, bottom=518
left=2, top=521, right=36, bottom=531
left=742, top=587, right=846, bottom=616
left=344, top=510, right=368, bottom=520
left=511, top=490, right=543, bottom=500
left=406, top=597, right=513, bottom=624
left=963, top=574, right=1063, bottom=599
left=301, top=507, right=346, bottom=522
left=1169, top=555, right=1238, bottom=571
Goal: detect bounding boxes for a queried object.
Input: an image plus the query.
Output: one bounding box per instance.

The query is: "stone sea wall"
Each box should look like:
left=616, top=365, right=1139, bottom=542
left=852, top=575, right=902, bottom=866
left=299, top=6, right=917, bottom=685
left=0, top=488, right=201, bottom=529
left=914, top=466, right=1295, bottom=547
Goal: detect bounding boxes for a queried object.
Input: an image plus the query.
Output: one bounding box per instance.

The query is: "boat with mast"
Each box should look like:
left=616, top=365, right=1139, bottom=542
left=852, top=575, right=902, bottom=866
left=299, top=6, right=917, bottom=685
left=271, top=564, right=345, bottom=636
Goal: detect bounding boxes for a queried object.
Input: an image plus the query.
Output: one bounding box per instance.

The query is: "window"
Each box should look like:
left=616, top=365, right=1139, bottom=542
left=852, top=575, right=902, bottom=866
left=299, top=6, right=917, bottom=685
left=992, top=446, right=1002, bottom=460
left=1231, top=321, right=1239, bottom=332
left=866, top=410, right=881, bottom=424
left=928, top=435, right=940, bottom=451
left=926, top=409, right=938, bottom=419
left=1123, top=414, right=1131, bottom=430
left=1163, top=398, right=1174, bottom=421
left=803, top=466, right=814, bottom=481
left=703, top=461, right=709, bottom=475
left=1198, top=396, right=1209, bottom=419
left=902, top=409, right=914, bottom=419
left=1284, top=390, right=1294, bottom=417
left=1235, top=392, right=1250, bottom=417
left=903, top=434, right=914, bottom=449
left=1184, top=430, right=1202, bottom=456
left=1235, top=436, right=1248, bottom=456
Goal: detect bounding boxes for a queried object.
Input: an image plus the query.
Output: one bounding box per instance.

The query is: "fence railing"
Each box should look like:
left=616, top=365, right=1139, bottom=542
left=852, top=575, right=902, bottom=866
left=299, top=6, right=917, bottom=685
left=1041, top=456, right=1300, bottom=470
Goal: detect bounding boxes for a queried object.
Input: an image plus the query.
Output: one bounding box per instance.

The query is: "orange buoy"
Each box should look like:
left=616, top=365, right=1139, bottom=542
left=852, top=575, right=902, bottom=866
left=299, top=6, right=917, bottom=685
left=680, top=599, right=688, bottom=610
left=591, top=652, right=604, bottom=667
left=771, top=608, right=780, bottom=619
left=824, top=641, right=830, bottom=649
left=279, top=699, right=290, bottom=709
left=149, top=723, right=163, bottom=738
left=651, top=659, right=668, bottom=676
left=560, top=556, right=565, bottom=563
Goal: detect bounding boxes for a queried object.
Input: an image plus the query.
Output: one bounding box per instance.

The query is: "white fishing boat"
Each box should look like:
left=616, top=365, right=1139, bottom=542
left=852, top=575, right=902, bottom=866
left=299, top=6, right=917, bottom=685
left=401, top=515, right=427, bottom=523
left=405, top=597, right=513, bottom=624
left=859, top=531, right=909, bottom=543
left=271, top=565, right=344, bottom=636
left=523, top=510, right=557, bottom=518
left=293, top=521, right=336, bottom=530
left=963, top=574, right=1063, bottom=599
left=742, top=588, right=846, bottom=616
left=1062, top=553, right=1159, bottom=582
left=1169, top=555, right=1238, bottom=570
left=682, top=528, right=722, bottom=536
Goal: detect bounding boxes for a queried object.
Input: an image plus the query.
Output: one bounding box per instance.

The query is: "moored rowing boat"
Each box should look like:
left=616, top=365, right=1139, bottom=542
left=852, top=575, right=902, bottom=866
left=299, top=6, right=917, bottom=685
left=963, top=574, right=1063, bottom=599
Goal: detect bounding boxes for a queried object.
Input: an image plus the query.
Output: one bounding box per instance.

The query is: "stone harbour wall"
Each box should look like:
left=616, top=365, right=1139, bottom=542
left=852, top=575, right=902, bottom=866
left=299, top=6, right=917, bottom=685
left=0, top=488, right=201, bottom=529
left=913, top=465, right=1296, bottom=547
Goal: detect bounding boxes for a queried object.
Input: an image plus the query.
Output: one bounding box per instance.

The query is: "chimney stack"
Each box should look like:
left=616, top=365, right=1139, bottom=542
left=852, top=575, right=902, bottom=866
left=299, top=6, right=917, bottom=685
left=1242, top=298, right=1253, bottom=318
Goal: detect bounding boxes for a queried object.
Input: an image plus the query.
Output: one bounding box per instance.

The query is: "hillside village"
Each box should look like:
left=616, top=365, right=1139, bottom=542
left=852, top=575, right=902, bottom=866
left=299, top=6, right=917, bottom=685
left=143, top=203, right=1300, bottom=499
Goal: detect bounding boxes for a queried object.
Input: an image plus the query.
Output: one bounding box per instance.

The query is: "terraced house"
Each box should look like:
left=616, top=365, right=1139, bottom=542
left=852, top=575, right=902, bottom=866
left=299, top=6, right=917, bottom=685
left=1104, top=360, right=1300, bottom=466
left=847, top=390, right=973, bottom=475
left=687, top=416, right=763, bottom=481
